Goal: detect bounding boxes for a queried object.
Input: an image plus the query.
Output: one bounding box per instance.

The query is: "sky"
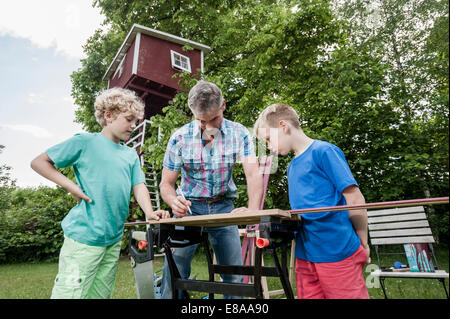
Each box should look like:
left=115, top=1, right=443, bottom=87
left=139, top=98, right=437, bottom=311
left=0, top=1, right=104, bottom=187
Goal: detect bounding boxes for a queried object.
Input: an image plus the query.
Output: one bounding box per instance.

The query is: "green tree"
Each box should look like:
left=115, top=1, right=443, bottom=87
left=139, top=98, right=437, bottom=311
left=0, top=145, right=17, bottom=261
left=0, top=145, right=16, bottom=212
left=70, top=0, right=447, bottom=240
left=334, top=0, right=449, bottom=242
left=73, top=1, right=396, bottom=207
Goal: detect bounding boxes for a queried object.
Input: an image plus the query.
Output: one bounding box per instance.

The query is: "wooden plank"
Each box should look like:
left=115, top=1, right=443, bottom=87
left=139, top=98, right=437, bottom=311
left=125, top=209, right=291, bottom=227
left=367, top=206, right=424, bottom=217
left=369, top=228, right=432, bottom=238
left=372, top=270, right=449, bottom=279
left=368, top=220, right=429, bottom=230
left=370, top=236, right=435, bottom=245
left=368, top=213, right=427, bottom=224
left=288, top=197, right=448, bottom=215
left=124, top=197, right=448, bottom=228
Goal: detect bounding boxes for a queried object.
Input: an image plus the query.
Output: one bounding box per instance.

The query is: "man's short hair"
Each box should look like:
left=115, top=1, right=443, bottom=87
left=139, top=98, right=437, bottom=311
left=254, top=103, right=301, bottom=136
left=188, top=80, right=224, bottom=114
left=94, top=87, right=145, bottom=127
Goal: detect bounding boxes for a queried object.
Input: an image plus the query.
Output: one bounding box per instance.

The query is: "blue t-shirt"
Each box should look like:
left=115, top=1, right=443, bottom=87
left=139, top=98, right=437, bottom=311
left=46, top=132, right=145, bottom=246
left=287, top=140, right=361, bottom=262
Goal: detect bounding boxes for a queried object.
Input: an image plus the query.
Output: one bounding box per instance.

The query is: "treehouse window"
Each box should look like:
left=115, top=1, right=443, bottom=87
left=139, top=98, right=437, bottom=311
left=171, top=50, right=191, bottom=73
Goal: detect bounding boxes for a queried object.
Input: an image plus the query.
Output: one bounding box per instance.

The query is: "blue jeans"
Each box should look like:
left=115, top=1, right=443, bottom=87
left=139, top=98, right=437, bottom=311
left=160, top=199, right=243, bottom=299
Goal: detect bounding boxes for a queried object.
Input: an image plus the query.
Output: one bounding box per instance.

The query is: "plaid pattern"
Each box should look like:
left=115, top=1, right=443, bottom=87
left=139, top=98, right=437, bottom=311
left=163, top=118, right=255, bottom=199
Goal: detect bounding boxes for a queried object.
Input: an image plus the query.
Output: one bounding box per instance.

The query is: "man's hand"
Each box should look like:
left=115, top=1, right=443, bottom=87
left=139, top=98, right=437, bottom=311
left=147, top=210, right=171, bottom=221
left=160, top=168, right=192, bottom=218
left=230, top=207, right=249, bottom=214
left=170, top=196, right=192, bottom=217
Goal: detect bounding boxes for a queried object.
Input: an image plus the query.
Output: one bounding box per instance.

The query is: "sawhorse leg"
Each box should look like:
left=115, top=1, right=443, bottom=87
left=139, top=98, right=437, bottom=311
left=161, top=223, right=295, bottom=299
left=163, top=241, right=189, bottom=299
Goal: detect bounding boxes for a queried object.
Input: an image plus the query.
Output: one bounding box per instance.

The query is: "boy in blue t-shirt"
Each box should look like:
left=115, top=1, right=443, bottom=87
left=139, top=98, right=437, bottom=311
left=31, top=88, right=169, bottom=298
left=254, top=103, right=370, bottom=299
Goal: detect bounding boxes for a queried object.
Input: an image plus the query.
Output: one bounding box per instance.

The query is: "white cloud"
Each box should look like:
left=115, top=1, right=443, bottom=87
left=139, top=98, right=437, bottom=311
left=0, top=0, right=104, bottom=59
left=27, top=92, right=46, bottom=104
left=0, top=124, right=53, bottom=138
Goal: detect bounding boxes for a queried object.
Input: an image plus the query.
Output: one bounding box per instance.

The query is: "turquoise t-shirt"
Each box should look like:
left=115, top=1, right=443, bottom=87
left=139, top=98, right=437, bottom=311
left=46, top=132, right=145, bottom=246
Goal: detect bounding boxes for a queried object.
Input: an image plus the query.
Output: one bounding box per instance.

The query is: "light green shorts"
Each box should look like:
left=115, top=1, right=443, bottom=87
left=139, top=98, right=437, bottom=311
left=51, top=236, right=122, bottom=299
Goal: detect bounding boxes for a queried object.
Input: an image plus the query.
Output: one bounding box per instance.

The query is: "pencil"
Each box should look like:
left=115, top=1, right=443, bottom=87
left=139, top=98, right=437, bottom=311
left=177, top=186, right=193, bottom=215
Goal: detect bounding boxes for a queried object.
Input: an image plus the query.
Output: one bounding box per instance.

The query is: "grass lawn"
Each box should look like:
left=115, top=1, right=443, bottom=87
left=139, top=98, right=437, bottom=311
left=1, top=245, right=448, bottom=299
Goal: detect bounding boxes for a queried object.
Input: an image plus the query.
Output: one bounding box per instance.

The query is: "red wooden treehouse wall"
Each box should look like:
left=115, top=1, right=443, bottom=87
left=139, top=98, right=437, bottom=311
left=103, top=23, right=211, bottom=150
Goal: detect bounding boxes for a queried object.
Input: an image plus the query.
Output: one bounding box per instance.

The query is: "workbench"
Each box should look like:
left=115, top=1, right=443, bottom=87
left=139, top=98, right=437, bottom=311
left=129, top=210, right=299, bottom=299
left=126, top=197, right=449, bottom=299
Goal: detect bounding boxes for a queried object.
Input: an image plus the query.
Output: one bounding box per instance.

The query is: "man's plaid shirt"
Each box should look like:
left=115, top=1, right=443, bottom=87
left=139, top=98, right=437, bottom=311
left=163, top=118, right=255, bottom=200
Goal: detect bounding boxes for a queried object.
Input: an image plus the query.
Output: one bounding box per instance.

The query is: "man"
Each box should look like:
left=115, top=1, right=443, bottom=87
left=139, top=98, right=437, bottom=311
left=160, top=80, right=263, bottom=299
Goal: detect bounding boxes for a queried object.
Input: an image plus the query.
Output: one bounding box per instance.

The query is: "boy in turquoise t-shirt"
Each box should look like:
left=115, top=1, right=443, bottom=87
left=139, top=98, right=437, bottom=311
left=254, top=103, right=370, bottom=299
left=31, top=87, right=169, bottom=298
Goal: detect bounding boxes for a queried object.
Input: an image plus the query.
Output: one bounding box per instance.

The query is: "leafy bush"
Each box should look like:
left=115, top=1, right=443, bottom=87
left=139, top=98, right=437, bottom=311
left=0, top=187, right=76, bottom=263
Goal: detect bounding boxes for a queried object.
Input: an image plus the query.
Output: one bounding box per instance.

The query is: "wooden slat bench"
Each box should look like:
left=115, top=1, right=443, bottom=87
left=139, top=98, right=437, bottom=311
left=367, top=206, right=449, bottom=298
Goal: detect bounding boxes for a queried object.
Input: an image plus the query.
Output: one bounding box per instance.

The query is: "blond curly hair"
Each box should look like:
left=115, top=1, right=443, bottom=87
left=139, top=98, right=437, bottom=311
left=94, top=87, right=145, bottom=127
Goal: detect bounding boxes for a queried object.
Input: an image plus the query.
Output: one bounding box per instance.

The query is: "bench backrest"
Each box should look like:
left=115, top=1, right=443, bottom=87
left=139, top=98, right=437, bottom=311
left=367, top=206, right=435, bottom=246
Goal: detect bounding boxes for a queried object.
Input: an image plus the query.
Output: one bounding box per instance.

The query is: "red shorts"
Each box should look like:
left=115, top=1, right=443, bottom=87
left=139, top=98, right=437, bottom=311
left=295, top=244, right=369, bottom=299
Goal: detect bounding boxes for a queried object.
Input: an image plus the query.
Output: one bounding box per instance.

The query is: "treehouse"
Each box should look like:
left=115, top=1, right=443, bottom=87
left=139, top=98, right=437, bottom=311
left=103, top=23, right=211, bottom=118
left=103, top=24, right=211, bottom=210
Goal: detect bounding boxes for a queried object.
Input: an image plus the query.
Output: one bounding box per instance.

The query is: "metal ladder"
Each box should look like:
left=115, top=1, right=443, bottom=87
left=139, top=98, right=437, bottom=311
left=125, top=119, right=161, bottom=211
left=126, top=119, right=163, bottom=298
left=142, top=160, right=161, bottom=211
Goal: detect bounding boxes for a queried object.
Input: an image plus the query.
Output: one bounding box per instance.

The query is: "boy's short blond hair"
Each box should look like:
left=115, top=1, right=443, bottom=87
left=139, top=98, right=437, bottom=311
left=254, top=103, right=301, bottom=136
left=94, top=87, right=145, bottom=127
